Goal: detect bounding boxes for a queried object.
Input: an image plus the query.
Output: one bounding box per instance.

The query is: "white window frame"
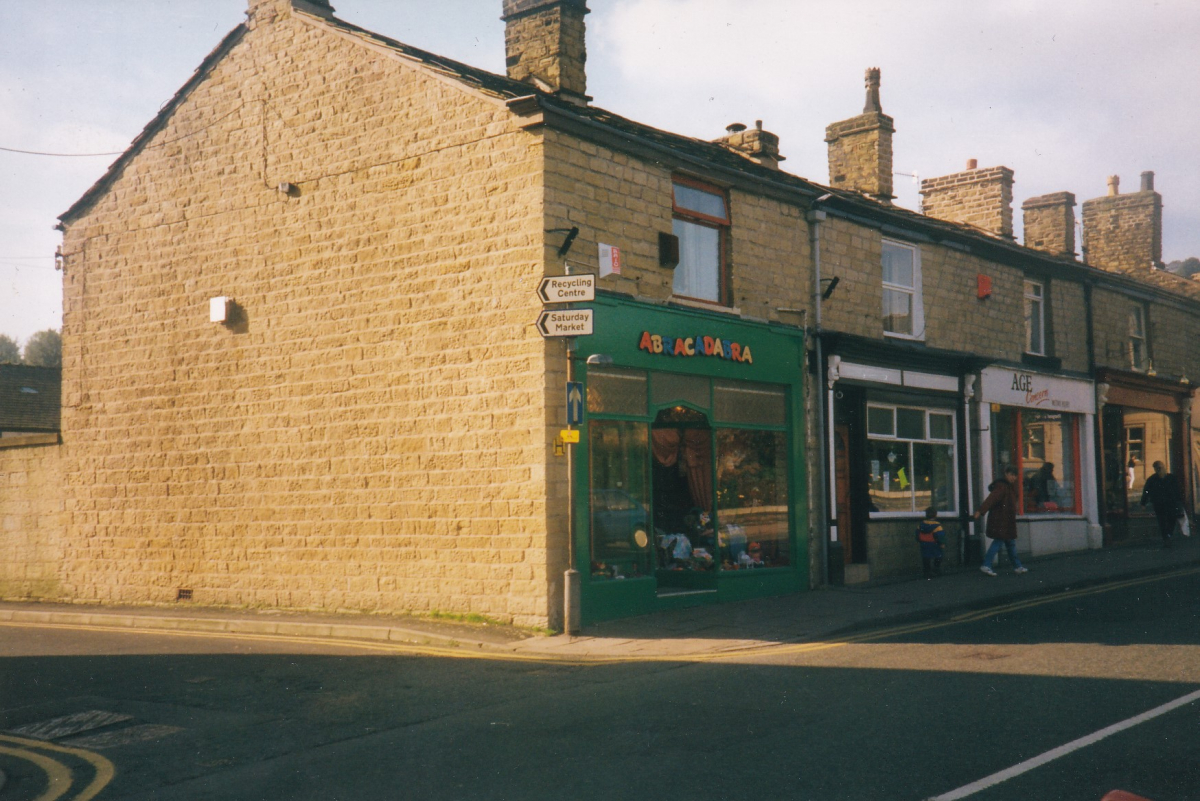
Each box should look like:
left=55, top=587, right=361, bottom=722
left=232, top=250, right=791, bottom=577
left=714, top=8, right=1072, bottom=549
left=881, top=239, right=924, bottom=340
left=866, top=403, right=958, bottom=517
left=1024, top=279, right=1045, bottom=355
left=1128, top=306, right=1147, bottom=372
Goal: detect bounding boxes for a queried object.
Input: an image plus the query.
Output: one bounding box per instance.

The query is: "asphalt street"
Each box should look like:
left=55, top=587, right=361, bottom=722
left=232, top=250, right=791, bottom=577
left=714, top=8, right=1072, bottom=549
left=0, top=571, right=1197, bottom=801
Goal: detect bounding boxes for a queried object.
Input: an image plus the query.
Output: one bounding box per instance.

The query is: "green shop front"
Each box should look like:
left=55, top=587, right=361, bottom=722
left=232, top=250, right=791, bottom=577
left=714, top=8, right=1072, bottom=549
left=575, top=295, right=808, bottom=624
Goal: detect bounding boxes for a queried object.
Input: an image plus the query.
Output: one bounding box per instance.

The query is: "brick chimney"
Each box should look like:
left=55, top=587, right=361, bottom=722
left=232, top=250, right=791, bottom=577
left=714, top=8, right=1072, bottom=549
left=1080, top=171, right=1163, bottom=272
left=502, top=0, right=590, bottom=105
left=1022, top=192, right=1076, bottom=256
left=716, top=120, right=785, bottom=171
left=825, top=68, right=895, bottom=202
left=919, top=159, right=1015, bottom=238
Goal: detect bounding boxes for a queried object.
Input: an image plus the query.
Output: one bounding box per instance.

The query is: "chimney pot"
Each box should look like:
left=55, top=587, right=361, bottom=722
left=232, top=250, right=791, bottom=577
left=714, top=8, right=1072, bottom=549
left=1140, top=171, right=1155, bottom=192
left=825, top=68, right=894, bottom=201
left=755, top=119, right=763, bottom=131
left=966, top=158, right=978, bottom=170
left=863, top=67, right=882, bottom=113
left=1107, top=175, right=1120, bottom=196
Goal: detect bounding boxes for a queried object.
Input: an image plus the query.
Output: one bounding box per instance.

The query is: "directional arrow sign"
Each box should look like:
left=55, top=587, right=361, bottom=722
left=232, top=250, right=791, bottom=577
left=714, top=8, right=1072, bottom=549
left=537, top=274, right=595, bottom=303
left=566, top=381, right=584, bottom=425
left=536, top=308, right=593, bottom=337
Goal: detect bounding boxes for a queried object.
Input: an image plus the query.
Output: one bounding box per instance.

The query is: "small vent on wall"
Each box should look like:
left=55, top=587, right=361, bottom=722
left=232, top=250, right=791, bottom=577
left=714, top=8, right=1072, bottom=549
left=176, top=588, right=193, bottom=601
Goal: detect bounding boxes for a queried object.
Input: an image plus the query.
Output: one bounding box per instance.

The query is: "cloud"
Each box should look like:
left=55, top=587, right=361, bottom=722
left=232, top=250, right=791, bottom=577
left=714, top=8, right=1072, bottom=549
left=592, top=0, right=1200, bottom=258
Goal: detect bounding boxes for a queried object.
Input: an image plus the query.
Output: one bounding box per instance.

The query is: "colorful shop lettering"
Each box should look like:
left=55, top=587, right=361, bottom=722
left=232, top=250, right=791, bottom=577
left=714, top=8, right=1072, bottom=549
left=638, top=331, right=753, bottom=364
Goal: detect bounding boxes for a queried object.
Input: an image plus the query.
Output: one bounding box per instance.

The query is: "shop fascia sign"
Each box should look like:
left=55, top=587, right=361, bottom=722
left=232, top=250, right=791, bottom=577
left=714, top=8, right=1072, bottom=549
left=638, top=330, right=754, bottom=364
left=979, top=367, right=1095, bottom=414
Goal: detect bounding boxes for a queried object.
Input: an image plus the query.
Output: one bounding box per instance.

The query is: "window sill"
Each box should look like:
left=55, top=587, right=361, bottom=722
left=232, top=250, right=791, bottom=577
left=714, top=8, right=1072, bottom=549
left=1017, top=513, right=1085, bottom=521
left=1021, top=352, right=1062, bottom=370
left=869, top=512, right=960, bottom=520
left=882, top=332, right=926, bottom=343
left=668, top=296, right=741, bottom=316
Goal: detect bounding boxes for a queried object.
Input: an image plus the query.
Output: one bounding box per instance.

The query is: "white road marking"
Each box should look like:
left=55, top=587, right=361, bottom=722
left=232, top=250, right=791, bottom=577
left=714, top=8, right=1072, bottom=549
left=929, top=687, right=1200, bottom=800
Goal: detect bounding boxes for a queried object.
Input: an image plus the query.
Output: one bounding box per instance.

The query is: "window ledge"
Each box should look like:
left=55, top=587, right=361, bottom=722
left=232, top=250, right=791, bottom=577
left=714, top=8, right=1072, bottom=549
left=1021, top=352, right=1062, bottom=370
left=1017, top=514, right=1085, bottom=521
left=882, top=332, right=926, bottom=343
left=0, top=432, right=59, bottom=449
left=668, top=296, right=742, bottom=316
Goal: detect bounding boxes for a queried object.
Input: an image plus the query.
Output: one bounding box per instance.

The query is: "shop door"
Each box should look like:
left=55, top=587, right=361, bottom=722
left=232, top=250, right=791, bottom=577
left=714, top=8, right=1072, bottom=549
left=650, top=406, right=717, bottom=595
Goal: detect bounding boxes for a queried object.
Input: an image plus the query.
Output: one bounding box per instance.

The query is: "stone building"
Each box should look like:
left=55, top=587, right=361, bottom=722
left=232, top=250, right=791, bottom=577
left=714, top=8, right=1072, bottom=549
left=5, top=0, right=1198, bottom=627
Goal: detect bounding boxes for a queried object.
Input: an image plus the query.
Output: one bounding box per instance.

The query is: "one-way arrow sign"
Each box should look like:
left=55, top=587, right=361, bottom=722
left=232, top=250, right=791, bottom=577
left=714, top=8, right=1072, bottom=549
left=537, top=274, right=595, bottom=303
left=536, top=309, right=593, bottom=337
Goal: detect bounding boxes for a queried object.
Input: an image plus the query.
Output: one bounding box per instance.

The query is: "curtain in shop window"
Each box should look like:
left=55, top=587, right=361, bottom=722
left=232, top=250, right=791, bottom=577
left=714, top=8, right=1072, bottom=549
left=651, top=428, right=713, bottom=510
left=652, top=429, right=681, bottom=468
left=682, top=429, right=713, bottom=510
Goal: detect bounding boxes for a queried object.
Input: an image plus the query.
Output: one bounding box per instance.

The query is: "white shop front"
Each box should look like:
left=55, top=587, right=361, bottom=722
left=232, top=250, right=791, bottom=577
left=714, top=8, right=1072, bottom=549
left=975, top=366, right=1101, bottom=556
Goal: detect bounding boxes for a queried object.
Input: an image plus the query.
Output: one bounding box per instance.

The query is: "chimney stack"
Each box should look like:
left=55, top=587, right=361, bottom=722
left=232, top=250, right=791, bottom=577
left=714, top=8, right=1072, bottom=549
left=502, top=0, right=590, bottom=105
left=919, top=160, right=1015, bottom=238
left=825, top=68, right=895, bottom=202
left=716, top=119, right=785, bottom=171
left=1022, top=192, right=1076, bottom=257
left=1081, top=172, right=1163, bottom=272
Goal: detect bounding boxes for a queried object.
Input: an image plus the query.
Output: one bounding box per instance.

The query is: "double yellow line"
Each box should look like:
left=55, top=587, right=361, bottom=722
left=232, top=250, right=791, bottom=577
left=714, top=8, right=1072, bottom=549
left=0, top=735, right=113, bottom=801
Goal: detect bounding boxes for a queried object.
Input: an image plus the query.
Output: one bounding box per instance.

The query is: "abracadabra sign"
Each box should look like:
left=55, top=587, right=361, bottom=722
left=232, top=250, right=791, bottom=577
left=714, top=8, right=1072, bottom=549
left=979, top=367, right=1095, bottom=414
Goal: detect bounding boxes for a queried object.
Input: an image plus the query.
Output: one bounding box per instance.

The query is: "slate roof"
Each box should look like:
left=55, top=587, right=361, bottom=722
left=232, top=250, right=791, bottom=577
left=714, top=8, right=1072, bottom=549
left=0, top=364, right=61, bottom=432
left=59, top=3, right=1200, bottom=309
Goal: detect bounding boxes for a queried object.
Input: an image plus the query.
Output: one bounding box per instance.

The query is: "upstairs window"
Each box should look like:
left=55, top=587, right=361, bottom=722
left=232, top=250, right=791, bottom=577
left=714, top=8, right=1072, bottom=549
left=881, top=240, right=923, bottom=339
left=672, top=179, right=728, bottom=304
left=1128, top=307, right=1147, bottom=372
left=1024, top=280, right=1045, bottom=355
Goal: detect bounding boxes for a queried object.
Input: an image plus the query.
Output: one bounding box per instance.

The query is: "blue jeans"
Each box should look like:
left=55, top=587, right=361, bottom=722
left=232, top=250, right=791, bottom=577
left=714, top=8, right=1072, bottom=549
left=983, top=538, right=1023, bottom=570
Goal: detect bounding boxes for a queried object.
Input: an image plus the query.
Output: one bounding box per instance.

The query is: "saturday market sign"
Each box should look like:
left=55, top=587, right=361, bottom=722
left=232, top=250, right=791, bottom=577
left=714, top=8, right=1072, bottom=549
left=638, top=330, right=754, bottom=364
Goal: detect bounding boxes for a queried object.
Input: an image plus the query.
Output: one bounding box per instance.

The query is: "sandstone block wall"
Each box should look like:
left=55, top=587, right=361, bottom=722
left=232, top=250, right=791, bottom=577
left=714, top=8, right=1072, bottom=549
left=920, top=167, right=1014, bottom=239
left=58, top=8, right=552, bottom=625
left=825, top=113, right=894, bottom=200
left=1022, top=192, right=1076, bottom=257
left=542, top=131, right=811, bottom=321
left=0, top=440, right=63, bottom=599
left=1086, top=287, right=1200, bottom=380
left=1082, top=191, right=1163, bottom=273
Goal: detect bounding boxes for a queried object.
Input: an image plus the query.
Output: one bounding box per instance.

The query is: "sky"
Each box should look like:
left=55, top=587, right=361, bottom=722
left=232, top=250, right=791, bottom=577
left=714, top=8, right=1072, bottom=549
left=2, top=0, right=1198, bottom=346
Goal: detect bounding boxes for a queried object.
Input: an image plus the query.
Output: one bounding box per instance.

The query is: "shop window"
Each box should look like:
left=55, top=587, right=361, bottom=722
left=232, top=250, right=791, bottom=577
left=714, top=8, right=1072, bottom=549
left=881, top=240, right=924, bottom=339
left=671, top=178, right=728, bottom=304
left=1128, top=307, right=1147, bottom=372
left=651, top=371, right=709, bottom=411
left=714, top=380, right=786, bottom=426
left=866, top=404, right=956, bottom=515
left=589, top=421, right=652, bottom=580
left=992, top=408, right=1081, bottom=514
left=587, top=367, right=647, bottom=416
left=716, top=429, right=790, bottom=570
left=1124, top=413, right=1175, bottom=512
left=1024, top=280, right=1045, bottom=355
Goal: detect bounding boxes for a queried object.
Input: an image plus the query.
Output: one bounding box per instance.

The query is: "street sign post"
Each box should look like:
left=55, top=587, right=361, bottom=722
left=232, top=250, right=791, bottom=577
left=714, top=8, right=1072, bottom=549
left=537, top=274, right=595, bottom=304
left=566, top=381, right=583, bottom=425
left=536, top=309, right=593, bottom=337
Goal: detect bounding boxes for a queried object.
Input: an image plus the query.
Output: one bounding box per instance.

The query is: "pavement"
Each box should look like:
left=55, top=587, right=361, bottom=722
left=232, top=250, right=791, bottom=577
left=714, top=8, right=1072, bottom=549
left=1, top=537, right=1197, bottom=663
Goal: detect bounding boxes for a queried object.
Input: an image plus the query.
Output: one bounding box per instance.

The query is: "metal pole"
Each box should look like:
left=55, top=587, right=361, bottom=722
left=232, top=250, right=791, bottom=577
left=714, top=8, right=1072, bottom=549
left=564, top=339, right=581, bottom=635
left=807, top=207, right=830, bottom=586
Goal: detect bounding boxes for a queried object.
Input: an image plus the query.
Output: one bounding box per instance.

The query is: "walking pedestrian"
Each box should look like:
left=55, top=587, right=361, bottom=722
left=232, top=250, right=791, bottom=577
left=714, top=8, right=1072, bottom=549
left=974, top=465, right=1028, bottom=577
left=915, top=506, right=945, bottom=579
left=1140, top=461, right=1184, bottom=548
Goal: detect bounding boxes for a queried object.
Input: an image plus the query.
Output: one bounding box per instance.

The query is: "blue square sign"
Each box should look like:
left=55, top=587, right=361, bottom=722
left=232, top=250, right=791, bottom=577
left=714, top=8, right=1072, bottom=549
left=566, top=381, right=584, bottom=426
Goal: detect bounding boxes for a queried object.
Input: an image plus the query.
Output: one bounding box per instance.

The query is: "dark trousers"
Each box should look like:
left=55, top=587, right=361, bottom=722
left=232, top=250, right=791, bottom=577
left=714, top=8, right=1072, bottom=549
left=1155, top=512, right=1176, bottom=543
left=922, top=557, right=942, bottom=577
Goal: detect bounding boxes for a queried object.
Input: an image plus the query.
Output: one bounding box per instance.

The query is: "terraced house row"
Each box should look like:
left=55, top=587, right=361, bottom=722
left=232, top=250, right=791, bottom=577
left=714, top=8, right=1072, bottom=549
left=2, top=0, right=1196, bottom=629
